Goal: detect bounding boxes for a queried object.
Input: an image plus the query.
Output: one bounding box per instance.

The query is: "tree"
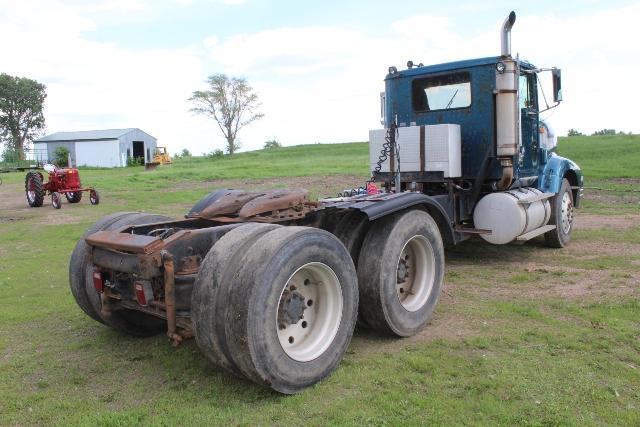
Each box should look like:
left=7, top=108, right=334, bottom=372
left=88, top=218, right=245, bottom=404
left=189, top=74, right=263, bottom=155
left=263, top=139, right=281, bottom=149
left=181, top=148, right=192, bottom=157
left=567, top=129, right=583, bottom=137
left=0, top=74, right=46, bottom=160
left=592, top=129, right=616, bottom=136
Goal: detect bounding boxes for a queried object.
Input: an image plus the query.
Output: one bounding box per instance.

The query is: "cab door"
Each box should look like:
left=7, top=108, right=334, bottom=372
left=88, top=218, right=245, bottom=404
left=518, top=72, right=539, bottom=175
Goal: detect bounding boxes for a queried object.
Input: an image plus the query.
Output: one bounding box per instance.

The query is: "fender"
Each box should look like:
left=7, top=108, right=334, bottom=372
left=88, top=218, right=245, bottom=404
left=332, top=192, right=459, bottom=246
left=538, top=152, right=584, bottom=207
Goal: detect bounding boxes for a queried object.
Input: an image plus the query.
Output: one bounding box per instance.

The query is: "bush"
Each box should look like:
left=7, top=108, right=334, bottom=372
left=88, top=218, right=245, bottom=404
left=263, top=139, right=282, bottom=149
left=127, top=156, right=143, bottom=167
left=54, top=146, right=70, bottom=167
left=567, top=129, right=583, bottom=137
left=207, top=149, right=225, bottom=159
left=181, top=148, right=192, bottom=157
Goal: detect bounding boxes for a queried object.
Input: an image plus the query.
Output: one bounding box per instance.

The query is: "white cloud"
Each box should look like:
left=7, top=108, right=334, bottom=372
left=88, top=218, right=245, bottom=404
left=1, top=1, right=637, bottom=158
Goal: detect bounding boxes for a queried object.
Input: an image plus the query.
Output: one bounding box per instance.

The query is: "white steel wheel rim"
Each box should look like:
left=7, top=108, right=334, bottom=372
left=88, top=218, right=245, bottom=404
left=27, top=178, right=36, bottom=202
left=396, top=235, right=436, bottom=312
left=276, top=262, right=343, bottom=362
left=561, top=191, right=573, bottom=234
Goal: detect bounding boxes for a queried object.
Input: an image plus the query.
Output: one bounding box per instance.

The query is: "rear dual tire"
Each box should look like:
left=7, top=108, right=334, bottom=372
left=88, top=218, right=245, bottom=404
left=192, top=223, right=281, bottom=375
left=193, top=225, right=358, bottom=394
left=358, top=209, right=445, bottom=336
left=69, top=212, right=171, bottom=336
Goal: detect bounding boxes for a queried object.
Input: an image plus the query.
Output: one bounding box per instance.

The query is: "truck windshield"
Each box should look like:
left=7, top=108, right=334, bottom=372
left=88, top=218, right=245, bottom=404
left=412, top=72, right=471, bottom=112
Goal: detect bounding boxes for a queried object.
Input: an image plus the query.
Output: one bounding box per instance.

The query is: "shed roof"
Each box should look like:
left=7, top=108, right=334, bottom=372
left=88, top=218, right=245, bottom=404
left=35, top=128, right=139, bottom=142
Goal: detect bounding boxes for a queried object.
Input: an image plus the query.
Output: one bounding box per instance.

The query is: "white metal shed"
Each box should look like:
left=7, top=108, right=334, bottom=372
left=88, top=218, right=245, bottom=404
left=33, top=128, right=157, bottom=168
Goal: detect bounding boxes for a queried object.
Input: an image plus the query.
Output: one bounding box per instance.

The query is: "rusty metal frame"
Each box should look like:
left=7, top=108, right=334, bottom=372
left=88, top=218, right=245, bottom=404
left=161, top=251, right=182, bottom=346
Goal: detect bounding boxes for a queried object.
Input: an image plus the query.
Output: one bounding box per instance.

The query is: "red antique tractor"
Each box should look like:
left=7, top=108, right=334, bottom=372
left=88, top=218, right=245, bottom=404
left=25, top=164, right=100, bottom=209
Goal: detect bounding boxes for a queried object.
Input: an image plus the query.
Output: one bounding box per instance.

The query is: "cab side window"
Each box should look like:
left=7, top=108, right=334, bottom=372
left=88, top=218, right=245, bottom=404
left=519, top=73, right=537, bottom=110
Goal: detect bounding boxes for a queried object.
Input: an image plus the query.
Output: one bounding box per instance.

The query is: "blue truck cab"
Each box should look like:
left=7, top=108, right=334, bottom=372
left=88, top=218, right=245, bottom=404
left=381, top=57, right=583, bottom=204
left=371, top=11, right=583, bottom=247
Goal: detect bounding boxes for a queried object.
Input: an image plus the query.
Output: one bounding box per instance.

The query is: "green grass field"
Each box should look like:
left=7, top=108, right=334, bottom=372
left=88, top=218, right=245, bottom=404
left=0, top=135, right=638, bottom=426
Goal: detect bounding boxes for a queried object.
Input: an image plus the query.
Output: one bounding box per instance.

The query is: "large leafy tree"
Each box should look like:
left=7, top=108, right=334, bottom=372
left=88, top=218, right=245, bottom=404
left=0, top=73, right=47, bottom=160
left=189, top=74, right=263, bottom=155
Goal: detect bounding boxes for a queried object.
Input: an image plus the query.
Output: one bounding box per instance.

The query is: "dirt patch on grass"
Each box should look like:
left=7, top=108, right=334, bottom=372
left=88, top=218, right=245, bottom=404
left=609, top=178, right=640, bottom=185
left=0, top=183, right=29, bottom=211
left=565, top=240, right=640, bottom=258
left=0, top=174, right=366, bottom=229
left=0, top=215, right=26, bottom=223
left=445, top=259, right=639, bottom=302
left=175, top=174, right=365, bottom=197
left=584, top=188, right=640, bottom=206
left=350, top=305, right=478, bottom=357
left=575, top=214, right=640, bottom=230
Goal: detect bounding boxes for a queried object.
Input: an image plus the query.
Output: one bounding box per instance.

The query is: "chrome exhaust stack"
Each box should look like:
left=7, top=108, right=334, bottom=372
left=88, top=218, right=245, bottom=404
left=501, top=11, right=516, bottom=57
left=495, top=11, right=518, bottom=189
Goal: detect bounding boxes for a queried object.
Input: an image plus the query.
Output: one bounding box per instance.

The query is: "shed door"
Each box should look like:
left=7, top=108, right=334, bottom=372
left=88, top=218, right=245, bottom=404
left=76, top=140, right=120, bottom=167
left=132, top=141, right=144, bottom=161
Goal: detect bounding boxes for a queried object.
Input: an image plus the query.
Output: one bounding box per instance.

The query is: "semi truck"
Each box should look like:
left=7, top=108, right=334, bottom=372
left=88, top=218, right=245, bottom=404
left=69, top=11, right=583, bottom=394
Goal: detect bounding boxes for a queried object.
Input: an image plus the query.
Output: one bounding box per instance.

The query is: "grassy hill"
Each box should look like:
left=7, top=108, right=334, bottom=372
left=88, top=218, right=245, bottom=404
left=4, top=134, right=636, bottom=190
left=89, top=133, right=640, bottom=189
left=558, top=134, right=640, bottom=180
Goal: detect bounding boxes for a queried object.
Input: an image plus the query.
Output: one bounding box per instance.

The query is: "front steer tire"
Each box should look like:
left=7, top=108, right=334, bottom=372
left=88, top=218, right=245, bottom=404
left=357, top=209, right=445, bottom=337
left=545, top=178, right=574, bottom=248
left=224, top=227, right=359, bottom=394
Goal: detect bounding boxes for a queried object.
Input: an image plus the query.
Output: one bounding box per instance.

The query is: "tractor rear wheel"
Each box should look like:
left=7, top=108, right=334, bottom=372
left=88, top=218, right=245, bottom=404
left=66, top=191, right=83, bottom=203
left=69, top=212, right=171, bottom=336
left=25, top=171, right=44, bottom=207
left=224, top=227, right=358, bottom=394
left=192, top=223, right=281, bottom=376
left=357, top=209, right=444, bottom=337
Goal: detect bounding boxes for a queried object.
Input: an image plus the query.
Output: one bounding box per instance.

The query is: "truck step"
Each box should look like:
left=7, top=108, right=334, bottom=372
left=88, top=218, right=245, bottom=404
left=516, top=224, right=556, bottom=241
left=454, top=226, right=492, bottom=235
left=517, top=192, right=555, bottom=205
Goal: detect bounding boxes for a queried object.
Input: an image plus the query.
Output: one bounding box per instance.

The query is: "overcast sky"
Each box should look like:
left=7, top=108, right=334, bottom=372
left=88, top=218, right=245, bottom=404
left=1, top=0, right=638, bottom=154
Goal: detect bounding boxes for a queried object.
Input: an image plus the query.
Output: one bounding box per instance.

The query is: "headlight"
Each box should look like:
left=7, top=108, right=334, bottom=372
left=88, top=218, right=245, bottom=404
left=388, top=66, right=398, bottom=75
left=496, top=61, right=506, bottom=73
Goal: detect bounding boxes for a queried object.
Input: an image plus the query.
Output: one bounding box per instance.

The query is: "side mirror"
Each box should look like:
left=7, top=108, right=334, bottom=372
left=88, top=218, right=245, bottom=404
left=552, top=68, right=562, bottom=103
